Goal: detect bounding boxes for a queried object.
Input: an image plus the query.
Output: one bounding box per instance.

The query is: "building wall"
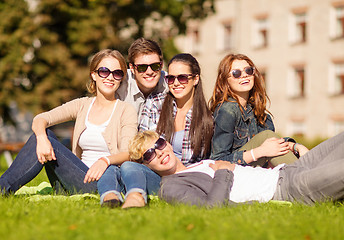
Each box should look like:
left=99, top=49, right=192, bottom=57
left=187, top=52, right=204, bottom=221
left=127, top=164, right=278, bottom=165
left=175, top=0, right=344, bottom=139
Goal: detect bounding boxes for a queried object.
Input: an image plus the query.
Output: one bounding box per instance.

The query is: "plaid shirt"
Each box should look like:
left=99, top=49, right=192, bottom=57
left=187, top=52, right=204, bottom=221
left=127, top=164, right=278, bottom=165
left=139, top=92, right=196, bottom=166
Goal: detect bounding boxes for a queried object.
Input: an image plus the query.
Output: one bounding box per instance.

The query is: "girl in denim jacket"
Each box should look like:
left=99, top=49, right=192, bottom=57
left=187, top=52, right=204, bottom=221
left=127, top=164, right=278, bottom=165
left=209, top=54, right=301, bottom=167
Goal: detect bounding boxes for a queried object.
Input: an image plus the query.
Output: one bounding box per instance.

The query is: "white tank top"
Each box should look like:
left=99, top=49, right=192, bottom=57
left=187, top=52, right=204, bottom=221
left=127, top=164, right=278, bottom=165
left=78, top=98, right=118, bottom=168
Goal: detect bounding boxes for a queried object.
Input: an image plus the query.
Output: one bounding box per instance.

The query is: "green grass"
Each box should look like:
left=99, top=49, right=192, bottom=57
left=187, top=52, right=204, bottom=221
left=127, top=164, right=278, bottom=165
left=1, top=155, right=344, bottom=239
left=0, top=196, right=343, bottom=240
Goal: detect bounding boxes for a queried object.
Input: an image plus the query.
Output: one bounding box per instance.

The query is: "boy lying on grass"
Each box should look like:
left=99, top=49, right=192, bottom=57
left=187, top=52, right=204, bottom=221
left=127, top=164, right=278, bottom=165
left=128, top=130, right=344, bottom=207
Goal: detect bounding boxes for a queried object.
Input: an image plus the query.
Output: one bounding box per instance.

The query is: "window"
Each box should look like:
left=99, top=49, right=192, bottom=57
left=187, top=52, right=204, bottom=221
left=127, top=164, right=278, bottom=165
left=329, top=61, right=344, bottom=95
left=287, top=120, right=306, bottom=138
left=186, top=25, right=201, bottom=54
left=259, top=68, right=268, bottom=91
left=216, top=20, right=233, bottom=51
left=289, top=9, right=307, bottom=44
left=329, top=115, right=344, bottom=136
left=333, top=120, right=344, bottom=135
left=223, top=22, right=232, bottom=50
left=253, top=16, right=269, bottom=48
left=287, top=65, right=306, bottom=98
left=330, top=4, right=344, bottom=39
left=332, top=120, right=344, bottom=135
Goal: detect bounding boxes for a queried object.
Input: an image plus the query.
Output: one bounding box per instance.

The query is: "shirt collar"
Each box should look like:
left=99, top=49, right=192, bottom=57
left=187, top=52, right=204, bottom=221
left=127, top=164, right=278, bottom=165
left=172, top=100, right=193, bottom=120
left=131, top=70, right=168, bottom=98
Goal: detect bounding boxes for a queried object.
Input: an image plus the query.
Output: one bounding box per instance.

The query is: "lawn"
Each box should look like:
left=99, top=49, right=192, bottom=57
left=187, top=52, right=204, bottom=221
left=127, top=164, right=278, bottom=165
left=1, top=156, right=344, bottom=240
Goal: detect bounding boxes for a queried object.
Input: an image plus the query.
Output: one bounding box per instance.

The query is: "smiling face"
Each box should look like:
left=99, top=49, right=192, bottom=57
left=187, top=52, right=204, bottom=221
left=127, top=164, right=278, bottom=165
left=228, top=59, right=255, bottom=98
left=91, top=57, right=122, bottom=98
left=130, top=53, right=162, bottom=97
left=143, top=137, right=184, bottom=176
left=167, top=61, right=199, bottom=103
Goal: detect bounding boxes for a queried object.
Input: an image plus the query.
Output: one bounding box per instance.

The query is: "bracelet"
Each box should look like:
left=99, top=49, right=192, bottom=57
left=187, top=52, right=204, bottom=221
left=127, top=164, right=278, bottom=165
left=103, top=156, right=111, bottom=165
left=250, top=149, right=257, bottom=162
left=99, top=157, right=110, bottom=166
left=293, top=143, right=299, bottom=153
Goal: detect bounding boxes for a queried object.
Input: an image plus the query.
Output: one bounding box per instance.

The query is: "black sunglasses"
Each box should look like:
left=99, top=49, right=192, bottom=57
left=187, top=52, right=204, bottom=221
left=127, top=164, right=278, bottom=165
left=142, top=137, right=167, bottom=163
left=134, top=62, right=162, bottom=73
left=231, top=66, right=255, bottom=79
left=164, top=74, right=194, bottom=85
left=95, top=67, right=124, bottom=80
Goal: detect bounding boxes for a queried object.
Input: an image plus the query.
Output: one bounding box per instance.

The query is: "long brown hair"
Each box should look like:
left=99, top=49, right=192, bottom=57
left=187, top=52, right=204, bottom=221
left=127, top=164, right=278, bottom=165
left=209, top=53, right=271, bottom=125
left=156, top=53, right=213, bottom=160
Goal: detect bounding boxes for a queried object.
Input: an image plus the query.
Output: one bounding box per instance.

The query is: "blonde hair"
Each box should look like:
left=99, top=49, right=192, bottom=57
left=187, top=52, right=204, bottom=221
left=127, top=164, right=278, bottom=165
left=129, top=131, right=159, bottom=163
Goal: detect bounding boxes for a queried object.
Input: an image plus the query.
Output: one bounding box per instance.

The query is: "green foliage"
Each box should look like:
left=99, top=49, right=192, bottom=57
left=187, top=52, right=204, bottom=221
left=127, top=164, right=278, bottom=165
left=0, top=0, right=215, bottom=119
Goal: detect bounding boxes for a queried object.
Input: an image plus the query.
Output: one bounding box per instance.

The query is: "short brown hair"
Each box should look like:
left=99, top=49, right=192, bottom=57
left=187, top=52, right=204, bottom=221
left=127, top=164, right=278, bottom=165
left=87, top=49, right=127, bottom=95
left=129, top=131, right=159, bottom=163
left=127, top=38, right=163, bottom=64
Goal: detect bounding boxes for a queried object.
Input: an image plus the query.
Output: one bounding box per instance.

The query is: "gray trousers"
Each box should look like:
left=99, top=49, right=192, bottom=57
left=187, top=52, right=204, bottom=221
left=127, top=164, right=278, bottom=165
left=273, top=131, right=344, bottom=204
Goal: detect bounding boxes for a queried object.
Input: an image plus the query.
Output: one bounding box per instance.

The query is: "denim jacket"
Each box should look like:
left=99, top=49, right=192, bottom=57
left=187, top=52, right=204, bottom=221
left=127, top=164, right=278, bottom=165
left=210, top=100, right=274, bottom=165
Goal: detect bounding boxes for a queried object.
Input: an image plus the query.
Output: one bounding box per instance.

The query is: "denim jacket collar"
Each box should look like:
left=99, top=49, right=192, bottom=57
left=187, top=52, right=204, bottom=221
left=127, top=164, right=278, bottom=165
left=241, top=104, right=253, bottom=121
left=227, top=98, right=253, bottom=121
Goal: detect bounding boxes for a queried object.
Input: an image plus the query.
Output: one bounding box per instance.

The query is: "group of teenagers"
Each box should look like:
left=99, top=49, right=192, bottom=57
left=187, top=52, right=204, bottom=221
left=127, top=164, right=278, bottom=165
left=1, top=38, right=344, bottom=208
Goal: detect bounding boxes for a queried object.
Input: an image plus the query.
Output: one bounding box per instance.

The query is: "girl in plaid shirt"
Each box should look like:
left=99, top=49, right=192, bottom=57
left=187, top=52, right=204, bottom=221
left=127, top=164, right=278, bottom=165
left=119, top=53, right=214, bottom=208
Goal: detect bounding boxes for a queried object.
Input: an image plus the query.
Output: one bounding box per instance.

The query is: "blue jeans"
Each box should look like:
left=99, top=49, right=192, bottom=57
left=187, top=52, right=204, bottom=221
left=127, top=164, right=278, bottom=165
left=120, top=161, right=161, bottom=203
left=0, top=130, right=97, bottom=195
left=97, top=165, right=124, bottom=203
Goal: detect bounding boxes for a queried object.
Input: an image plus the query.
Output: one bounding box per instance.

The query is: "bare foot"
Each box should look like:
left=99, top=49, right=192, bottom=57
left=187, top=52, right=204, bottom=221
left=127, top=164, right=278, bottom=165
left=101, top=192, right=121, bottom=208
left=122, top=192, right=145, bottom=209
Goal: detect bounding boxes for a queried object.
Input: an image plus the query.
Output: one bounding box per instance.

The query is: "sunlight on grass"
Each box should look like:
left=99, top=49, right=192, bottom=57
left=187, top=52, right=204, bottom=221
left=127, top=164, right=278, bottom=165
left=0, top=195, right=343, bottom=240
left=1, top=153, right=344, bottom=240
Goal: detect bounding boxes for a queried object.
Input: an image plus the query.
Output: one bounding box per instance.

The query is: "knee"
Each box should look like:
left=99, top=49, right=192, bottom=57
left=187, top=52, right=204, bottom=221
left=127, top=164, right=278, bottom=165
left=106, top=165, right=120, bottom=174
left=120, top=161, right=144, bottom=176
left=260, top=130, right=278, bottom=138
left=99, top=165, right=120, bottom=180
left=120, top=161, right=140, bottom=171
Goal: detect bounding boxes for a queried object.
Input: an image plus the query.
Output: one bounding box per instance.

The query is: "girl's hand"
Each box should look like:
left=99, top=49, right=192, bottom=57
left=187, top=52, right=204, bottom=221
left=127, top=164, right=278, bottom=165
left=84, top=159, right=108, bottom=183
left=36, top=135, right=56, bottom=164
left=209, top=160, right=235, bottom=171
left=290, top=143, right=309, bottom=157
left=256, top=137, right=290, bottom=158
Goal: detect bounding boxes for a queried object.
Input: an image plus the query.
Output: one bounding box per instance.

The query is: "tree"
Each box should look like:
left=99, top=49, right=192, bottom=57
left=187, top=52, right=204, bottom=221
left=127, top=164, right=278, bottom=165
left=0, top=0, right=215, bottom=120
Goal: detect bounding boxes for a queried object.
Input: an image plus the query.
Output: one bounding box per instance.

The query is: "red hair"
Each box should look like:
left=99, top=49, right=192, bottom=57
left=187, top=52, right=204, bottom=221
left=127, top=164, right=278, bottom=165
left=209, top=53, right=271, bottom=125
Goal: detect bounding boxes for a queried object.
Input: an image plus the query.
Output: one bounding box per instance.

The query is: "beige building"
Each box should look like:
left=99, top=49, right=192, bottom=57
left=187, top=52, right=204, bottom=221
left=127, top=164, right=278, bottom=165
left=175, top=0, right=344, bottom=139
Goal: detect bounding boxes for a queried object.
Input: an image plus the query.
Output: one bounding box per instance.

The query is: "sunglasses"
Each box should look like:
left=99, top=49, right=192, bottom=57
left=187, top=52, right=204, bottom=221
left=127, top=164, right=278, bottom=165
left=142, top=137, right=167, bottom=163
left=231, top=66, right=255, bottom=79
left=134, top=62, right=162, bottom=73
left=95, top=67, right=124, bottom=80
left=164, top=74, right=194, bottom=85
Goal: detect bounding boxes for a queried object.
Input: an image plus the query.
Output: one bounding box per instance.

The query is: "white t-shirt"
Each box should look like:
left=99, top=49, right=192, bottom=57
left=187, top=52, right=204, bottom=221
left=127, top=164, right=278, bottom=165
left=78, top=99, right=118, bottom=168
left=178, top=160, right=215, bottom=177
left=230, top=164, right=283, bottom=203
left=178, top=160, right=283, bottom=203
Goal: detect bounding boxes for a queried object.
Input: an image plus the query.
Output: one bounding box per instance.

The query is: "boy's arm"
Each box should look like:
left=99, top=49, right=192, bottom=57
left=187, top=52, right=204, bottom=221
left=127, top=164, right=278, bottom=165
left=159, top=170, right=235, bottom=207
